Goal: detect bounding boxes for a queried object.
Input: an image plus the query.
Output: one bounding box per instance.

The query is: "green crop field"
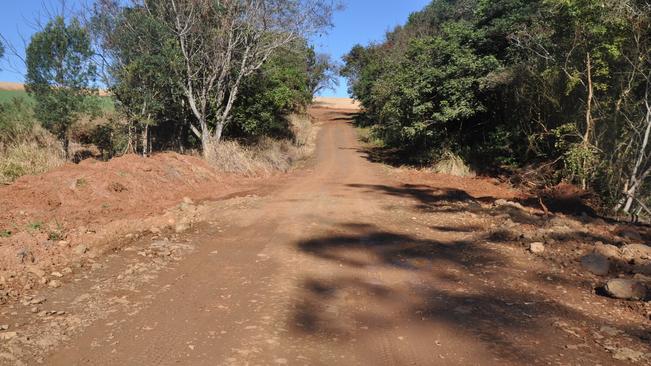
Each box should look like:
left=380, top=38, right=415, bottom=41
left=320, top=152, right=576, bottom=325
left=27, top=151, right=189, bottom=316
left=0, top=89, right=32, bottom=104
left=0, top=89, right=115, bottom=112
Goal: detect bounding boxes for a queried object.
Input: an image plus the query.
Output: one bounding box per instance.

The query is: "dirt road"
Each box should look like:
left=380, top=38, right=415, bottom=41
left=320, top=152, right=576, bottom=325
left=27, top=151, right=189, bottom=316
left=3, top=105, right=647, bottom=365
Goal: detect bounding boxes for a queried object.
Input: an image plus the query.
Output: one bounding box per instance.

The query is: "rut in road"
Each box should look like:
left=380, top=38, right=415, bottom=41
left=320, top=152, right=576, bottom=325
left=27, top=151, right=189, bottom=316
left=34, top=106, right=640, bottom=365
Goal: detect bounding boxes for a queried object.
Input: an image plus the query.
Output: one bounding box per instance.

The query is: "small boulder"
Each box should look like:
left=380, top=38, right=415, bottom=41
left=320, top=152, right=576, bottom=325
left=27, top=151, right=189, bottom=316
left=621, top=243, right=651, bottom=261
left=529, top=242, right=545, bottom=254
left=495, top=199, right=525, bottom=211
left=183, top=197, right=194, bottom=205
left=604, top=279, right=647, bottom=301
left=594, top=243, right=620, bottom=259
left=580, top=253, right=610, bottom=276
left=48, top=280, right=62, bottom=288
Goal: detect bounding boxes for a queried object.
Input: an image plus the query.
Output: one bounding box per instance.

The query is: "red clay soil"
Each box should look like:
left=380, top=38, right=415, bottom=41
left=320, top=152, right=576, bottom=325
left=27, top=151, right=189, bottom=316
left=0, top=153, right=266, bottom=291
left=0, top=103, right=649, bottom=365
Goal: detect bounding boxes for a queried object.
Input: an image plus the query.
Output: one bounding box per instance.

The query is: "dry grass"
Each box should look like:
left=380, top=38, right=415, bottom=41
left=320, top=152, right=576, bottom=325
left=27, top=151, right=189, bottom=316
left=0, top=126, right=65, bottom=184
left=208, top=113, right=317, bottom=176
left=431, top=151, right=476, bottom=177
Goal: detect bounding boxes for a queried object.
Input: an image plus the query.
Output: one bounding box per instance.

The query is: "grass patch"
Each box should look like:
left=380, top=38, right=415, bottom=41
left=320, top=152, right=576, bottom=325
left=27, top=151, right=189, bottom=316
left=431, top=151, right=476, bottom=177
left=208, top=113, right=316, bottom=176
left=0, top=90, right=32, bottom=104
left=27, top=221, right=44, bottom=231
left=0, top=229, right=11, bottom=238
left=75, top=178, right=88, bottom=188
left=356, top=126, right=384, bottom=147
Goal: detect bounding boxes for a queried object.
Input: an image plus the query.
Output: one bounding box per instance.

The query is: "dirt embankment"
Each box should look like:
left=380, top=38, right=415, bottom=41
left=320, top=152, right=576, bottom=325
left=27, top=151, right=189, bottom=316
left=0, top=152, right=270, bottom=300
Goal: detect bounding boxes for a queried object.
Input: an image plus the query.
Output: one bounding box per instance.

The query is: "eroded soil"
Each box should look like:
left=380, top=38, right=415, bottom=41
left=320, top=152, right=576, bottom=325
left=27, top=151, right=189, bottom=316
left=0, top=103, right=649, bottom=365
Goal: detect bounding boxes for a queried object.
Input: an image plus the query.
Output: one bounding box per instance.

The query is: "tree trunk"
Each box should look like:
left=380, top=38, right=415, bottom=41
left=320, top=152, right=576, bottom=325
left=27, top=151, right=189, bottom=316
left=214, top=121, right=225, bottom=144
left=63, top=136, right=70, bottom=161
left=581, top=52, right=594, bottom=190
left=142, top=124, right=149, bottom=157
left=201, top=128, right=217, bottom=161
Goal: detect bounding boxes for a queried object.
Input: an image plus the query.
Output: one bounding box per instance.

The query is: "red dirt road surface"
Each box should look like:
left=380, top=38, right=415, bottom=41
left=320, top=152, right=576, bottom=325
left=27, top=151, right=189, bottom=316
left=0, top=100, right=649, bottom=365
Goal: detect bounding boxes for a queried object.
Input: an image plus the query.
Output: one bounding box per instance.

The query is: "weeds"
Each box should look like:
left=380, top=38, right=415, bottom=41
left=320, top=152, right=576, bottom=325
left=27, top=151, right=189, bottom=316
left=431, top=151, right=476, bottom=177
left=75, top=178, right=88, bottom=188
left=27, top=221, right=44, bottom=231
left=0, top=230, right=11, bottom=238
left=208, top=114, right=316, bottom=176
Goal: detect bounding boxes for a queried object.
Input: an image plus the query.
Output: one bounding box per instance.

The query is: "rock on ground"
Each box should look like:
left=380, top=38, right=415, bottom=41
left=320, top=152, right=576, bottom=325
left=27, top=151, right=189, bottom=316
left=580, top=253, right=610, bottom=276
left=622, top=244, right=651, bottom=261
left=604, top=279, right=647, bottom=301
left=594, top=242, right=620, bottom=259
left=529, top=242, right=545, bottom=254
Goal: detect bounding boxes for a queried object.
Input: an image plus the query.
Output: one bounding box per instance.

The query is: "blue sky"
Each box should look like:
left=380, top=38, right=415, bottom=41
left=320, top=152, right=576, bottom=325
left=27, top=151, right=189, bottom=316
left=0, top=1, right=430, bottom=97
left=313, top=0, right=431, bottom=97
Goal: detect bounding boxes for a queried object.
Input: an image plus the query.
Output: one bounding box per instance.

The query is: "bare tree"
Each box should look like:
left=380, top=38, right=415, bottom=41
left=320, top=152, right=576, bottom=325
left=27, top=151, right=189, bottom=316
left=144, top=0, right=336, bottom=159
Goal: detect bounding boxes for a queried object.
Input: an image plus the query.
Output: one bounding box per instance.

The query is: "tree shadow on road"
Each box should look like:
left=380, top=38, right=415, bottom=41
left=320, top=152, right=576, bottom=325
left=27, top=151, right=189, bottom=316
left=288, top=182, right=650, bottom=364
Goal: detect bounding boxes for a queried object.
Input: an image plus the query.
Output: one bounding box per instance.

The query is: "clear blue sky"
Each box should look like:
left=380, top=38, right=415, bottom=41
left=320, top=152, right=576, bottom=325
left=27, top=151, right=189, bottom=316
left=313, top=0, right=431, bottom=97
left=0, top=1, right=431, bottom=97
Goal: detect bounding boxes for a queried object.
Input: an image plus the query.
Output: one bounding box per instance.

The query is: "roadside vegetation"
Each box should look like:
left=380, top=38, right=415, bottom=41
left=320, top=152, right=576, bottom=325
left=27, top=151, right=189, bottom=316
left=0, top=0, right=337, bottom=183
left=342, top=0, right=651, bottom=217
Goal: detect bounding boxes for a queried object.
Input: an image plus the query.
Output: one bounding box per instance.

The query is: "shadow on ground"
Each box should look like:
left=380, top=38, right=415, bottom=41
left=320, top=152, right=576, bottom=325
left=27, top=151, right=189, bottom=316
left=288, top=182, right=650, bottom=364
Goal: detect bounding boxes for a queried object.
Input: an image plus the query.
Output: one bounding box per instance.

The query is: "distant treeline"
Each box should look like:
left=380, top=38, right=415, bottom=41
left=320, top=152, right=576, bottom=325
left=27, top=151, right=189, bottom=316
left=341, top=0, right=651, bottom=214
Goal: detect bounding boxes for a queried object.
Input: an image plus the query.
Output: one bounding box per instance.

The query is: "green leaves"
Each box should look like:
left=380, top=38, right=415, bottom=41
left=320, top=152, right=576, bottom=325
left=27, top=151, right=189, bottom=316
left=25, top=16, right=97, bottom=157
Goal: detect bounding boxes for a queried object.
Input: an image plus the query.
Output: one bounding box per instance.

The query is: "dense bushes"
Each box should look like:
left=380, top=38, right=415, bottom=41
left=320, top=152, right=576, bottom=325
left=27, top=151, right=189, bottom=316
left=342, top=0, right=651, bottom=214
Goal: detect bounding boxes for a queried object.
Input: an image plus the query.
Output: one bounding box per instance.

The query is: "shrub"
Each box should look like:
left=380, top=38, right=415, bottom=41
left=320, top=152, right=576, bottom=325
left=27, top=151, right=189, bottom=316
left=0, top=128, right=65, bottom=184
left=208, top=114, right=315, bottom=176
left=431, top=151, right=475, bottom=177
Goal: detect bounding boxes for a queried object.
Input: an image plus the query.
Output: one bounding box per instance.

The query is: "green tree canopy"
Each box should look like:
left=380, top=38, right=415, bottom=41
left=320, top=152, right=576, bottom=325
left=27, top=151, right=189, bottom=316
left=25, top=16, right=97, bottom=158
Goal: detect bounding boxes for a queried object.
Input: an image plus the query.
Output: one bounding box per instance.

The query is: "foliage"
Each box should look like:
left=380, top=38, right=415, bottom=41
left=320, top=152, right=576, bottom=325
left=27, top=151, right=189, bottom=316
left=91, top=0, right=333, bottom=156
left=25, top=16, right=97, bottom=159
left=0, top=98, right=34, bottom=144
left=230, top=42, right=314, bottom=139
left=343, top=0, right=651, bottom=213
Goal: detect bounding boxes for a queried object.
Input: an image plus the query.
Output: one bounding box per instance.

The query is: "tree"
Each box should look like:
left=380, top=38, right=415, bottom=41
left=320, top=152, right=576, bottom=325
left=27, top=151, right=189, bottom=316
left=341, top=0, right=651, bottom=215
left=306, top=49, right=339, bottom=96
left=144, top=0, right=336, bottom=159
left=25, top=16, right=97, bottom=159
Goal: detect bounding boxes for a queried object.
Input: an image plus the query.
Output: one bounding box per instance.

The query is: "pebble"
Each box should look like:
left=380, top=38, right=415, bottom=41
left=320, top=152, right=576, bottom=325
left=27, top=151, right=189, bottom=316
left=175, top=223, right=190, bottom=233
left=73, top=244, right=88, bottom=255
left=27, top=266, right=46, bottom=278
left=48, top=280, right=62, bottom=288
left=0, top=332, right=17, bottom=340
left=29, top=297, right=46, bottom=305
left=529, top=242, right=545, bottom=254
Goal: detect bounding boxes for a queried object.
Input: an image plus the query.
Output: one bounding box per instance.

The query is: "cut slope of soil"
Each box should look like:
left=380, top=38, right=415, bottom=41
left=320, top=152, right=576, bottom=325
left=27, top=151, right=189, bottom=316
left=0, top=152, right=271, bottom=298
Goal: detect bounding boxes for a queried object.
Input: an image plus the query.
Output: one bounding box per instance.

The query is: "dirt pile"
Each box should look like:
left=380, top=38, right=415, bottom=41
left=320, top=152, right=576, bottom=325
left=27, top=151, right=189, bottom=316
left=0, top=152, right=257, bottom=301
